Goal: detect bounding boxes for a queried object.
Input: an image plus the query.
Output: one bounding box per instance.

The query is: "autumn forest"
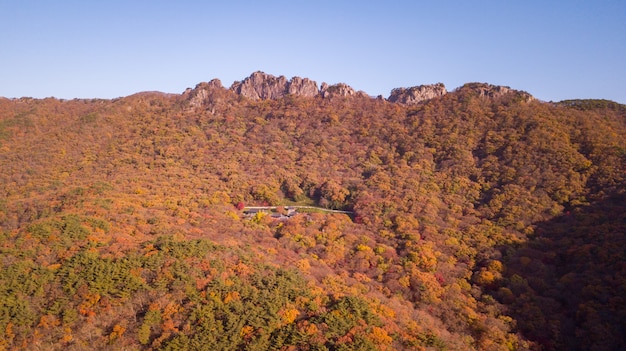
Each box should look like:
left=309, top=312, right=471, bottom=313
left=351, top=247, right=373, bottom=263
left=0, top=75, right=625, bottom=350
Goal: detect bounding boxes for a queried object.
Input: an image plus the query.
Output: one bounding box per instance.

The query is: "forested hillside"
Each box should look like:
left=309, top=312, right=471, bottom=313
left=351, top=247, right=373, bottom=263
left=0, top=78, right=624, bottom=350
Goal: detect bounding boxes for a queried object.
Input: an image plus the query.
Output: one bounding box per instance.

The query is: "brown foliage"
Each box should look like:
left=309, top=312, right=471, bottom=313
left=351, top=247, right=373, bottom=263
left=0, top=90, right=624, bottom=350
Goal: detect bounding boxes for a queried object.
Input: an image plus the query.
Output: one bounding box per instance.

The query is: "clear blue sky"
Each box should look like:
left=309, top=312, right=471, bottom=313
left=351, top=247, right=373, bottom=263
left=1, top=1, right=625, bottom=103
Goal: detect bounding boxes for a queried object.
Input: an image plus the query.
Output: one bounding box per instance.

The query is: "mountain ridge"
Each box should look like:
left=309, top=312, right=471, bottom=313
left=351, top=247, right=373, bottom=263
left=186, top=71, right=534, bottom=105
left=0, top=71, right=624, bottom=350
left=7, top=70, right=609, bottom=107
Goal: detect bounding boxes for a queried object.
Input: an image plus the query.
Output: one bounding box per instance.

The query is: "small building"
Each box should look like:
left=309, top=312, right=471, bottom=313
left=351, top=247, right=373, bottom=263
left=270, top=213, right=290, bottom=221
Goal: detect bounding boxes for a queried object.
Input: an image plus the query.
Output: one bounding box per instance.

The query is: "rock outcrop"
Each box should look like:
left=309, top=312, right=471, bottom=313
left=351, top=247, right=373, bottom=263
left=183, top=79, right=226, bottom=109
left=185, top=72, right=534, bottom=106
left=288, top=76, right=319, bottom=97
left=320, top=82, right=354, bottom=98
left=460, top=83, right=534, bottom=102
left=229, top=71, right=289, bottom=100
left=319, top=82, right=369, bottom=99
left=229, top=72, right=322, bottom=100
left=388, top=83, right=447, bottom=105
left=227, top=72, right=367, bottom=100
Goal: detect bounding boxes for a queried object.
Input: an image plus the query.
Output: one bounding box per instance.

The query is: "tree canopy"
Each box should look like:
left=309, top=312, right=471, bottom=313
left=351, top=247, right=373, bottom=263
left=0, top=88, right=624, bottom=350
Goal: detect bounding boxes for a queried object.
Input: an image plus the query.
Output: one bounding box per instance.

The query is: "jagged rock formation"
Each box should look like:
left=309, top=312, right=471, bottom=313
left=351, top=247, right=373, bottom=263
left=227, top=72, right=365, bottom=101
left=229, top=71, right=289, bottom=100
left=320, top=82, right=357, bottom=98
left=460, top=82, right=534, bottom=101
left=388, top=83, right=447, bottom=105
left=184, top=72, right=533, bottom=106
left=287, top=76, right=319, bottom=97
left=228, top=71, right=320, bottom=100
left=183, top=79, right=225, bottom=108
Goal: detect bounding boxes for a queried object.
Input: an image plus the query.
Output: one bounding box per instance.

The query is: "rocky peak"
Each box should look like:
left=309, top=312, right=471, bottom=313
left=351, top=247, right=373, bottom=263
left=387, top=83, right=447, bottom=105
left=228, top=72, right=370, bottom=100
left=228, top=72, right=326, bottom=100
left=471, top=83, right=512, bottom=98
left=183, top=79, right=226, bottom=108
left=229, top=71, right=289, bottom=100
left=288, top=76, right=319, bottom=97
left=320, top=82, right=360, bottom=98
left=460, top=83, right=534, bottom=102
left=183, top=71, right=368, bottom=102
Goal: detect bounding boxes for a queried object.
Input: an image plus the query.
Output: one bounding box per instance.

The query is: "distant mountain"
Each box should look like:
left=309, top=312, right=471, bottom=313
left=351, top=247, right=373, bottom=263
left=0, top=72, right=624, bottom=350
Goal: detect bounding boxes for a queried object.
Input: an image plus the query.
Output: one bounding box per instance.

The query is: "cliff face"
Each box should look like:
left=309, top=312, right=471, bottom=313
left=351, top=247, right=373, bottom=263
left=183, top=79, right=225, bottom=109
left=387, top=82, right=534, bottom=105
left=287, top=76, right=319, bottom=97
left=229, top=71, right=320, bottom=100
left=184, top=72, right=533, bottom=107
left=318, top=82, right=370, bottom=99
left=227, top=72, right=365, bottom=100
left=388, top=83, right=447, bottom=105
left=459, top=82, right=535, bottom=102
left=229, top=71, right=289, bottom=100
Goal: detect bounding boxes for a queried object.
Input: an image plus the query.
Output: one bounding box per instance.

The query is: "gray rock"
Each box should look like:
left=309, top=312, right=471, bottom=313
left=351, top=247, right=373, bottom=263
left=388, top=83, right=447, bottom=105
left=460, top=83, right=534, bottom=102
left=287, top=76, right=319, bottom=97
left=228, top=72, right=325, bottom=100
left=320, top=82, right=357, bottom=98
left=227, top=72, right=369, bottom=100
left=188, top=72, right=323, bottom=104
left=230, top=71, right=289, bottom=100
left=183, top=79, right=225, bottom=108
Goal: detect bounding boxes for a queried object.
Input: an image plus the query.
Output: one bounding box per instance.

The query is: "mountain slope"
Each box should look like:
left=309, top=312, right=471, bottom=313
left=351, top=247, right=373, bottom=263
left=0, top=75, right=625, bottom=350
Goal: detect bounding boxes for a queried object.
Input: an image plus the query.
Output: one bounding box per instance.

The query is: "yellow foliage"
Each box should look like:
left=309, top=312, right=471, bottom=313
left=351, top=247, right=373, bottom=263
left=240, top=325, right=254, bottom=338
left=353, top=272, right=372, bottom=283
left=108, top=323, right=126, bottom=342
left=296, top=258, right=311, bottom=273
left=62, top=327, right=73, bottom=343
left=209, top=191, right=231, bottom=205
left=225, top=210, right=239, bottom=221
left=412, top=270, right=444, bottom=303
left=37, top=314, right=60, bottom=329
left=356, top=244, right=373, bottom=253
left=280, top=308, right=300, bottom=325
left=376, top=303, right=396, bottom=319
left=251, top=211, right=267, bottom=224
left=487, top=260, right=504, bottom=273
left=303, top=322, right=319, bottom=335
left=474, top=270, right=496, bottom=286
left=223, top=291, right=240, bottom=304
left=233, top=262, right=252, bottom=276
left=47, top=263, right=62, bottom=270
left=369, top=326, right=393, bottom=346
left=162, top=302, right=180, bottom=318
left=407, top=243, right=438, bottom=272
